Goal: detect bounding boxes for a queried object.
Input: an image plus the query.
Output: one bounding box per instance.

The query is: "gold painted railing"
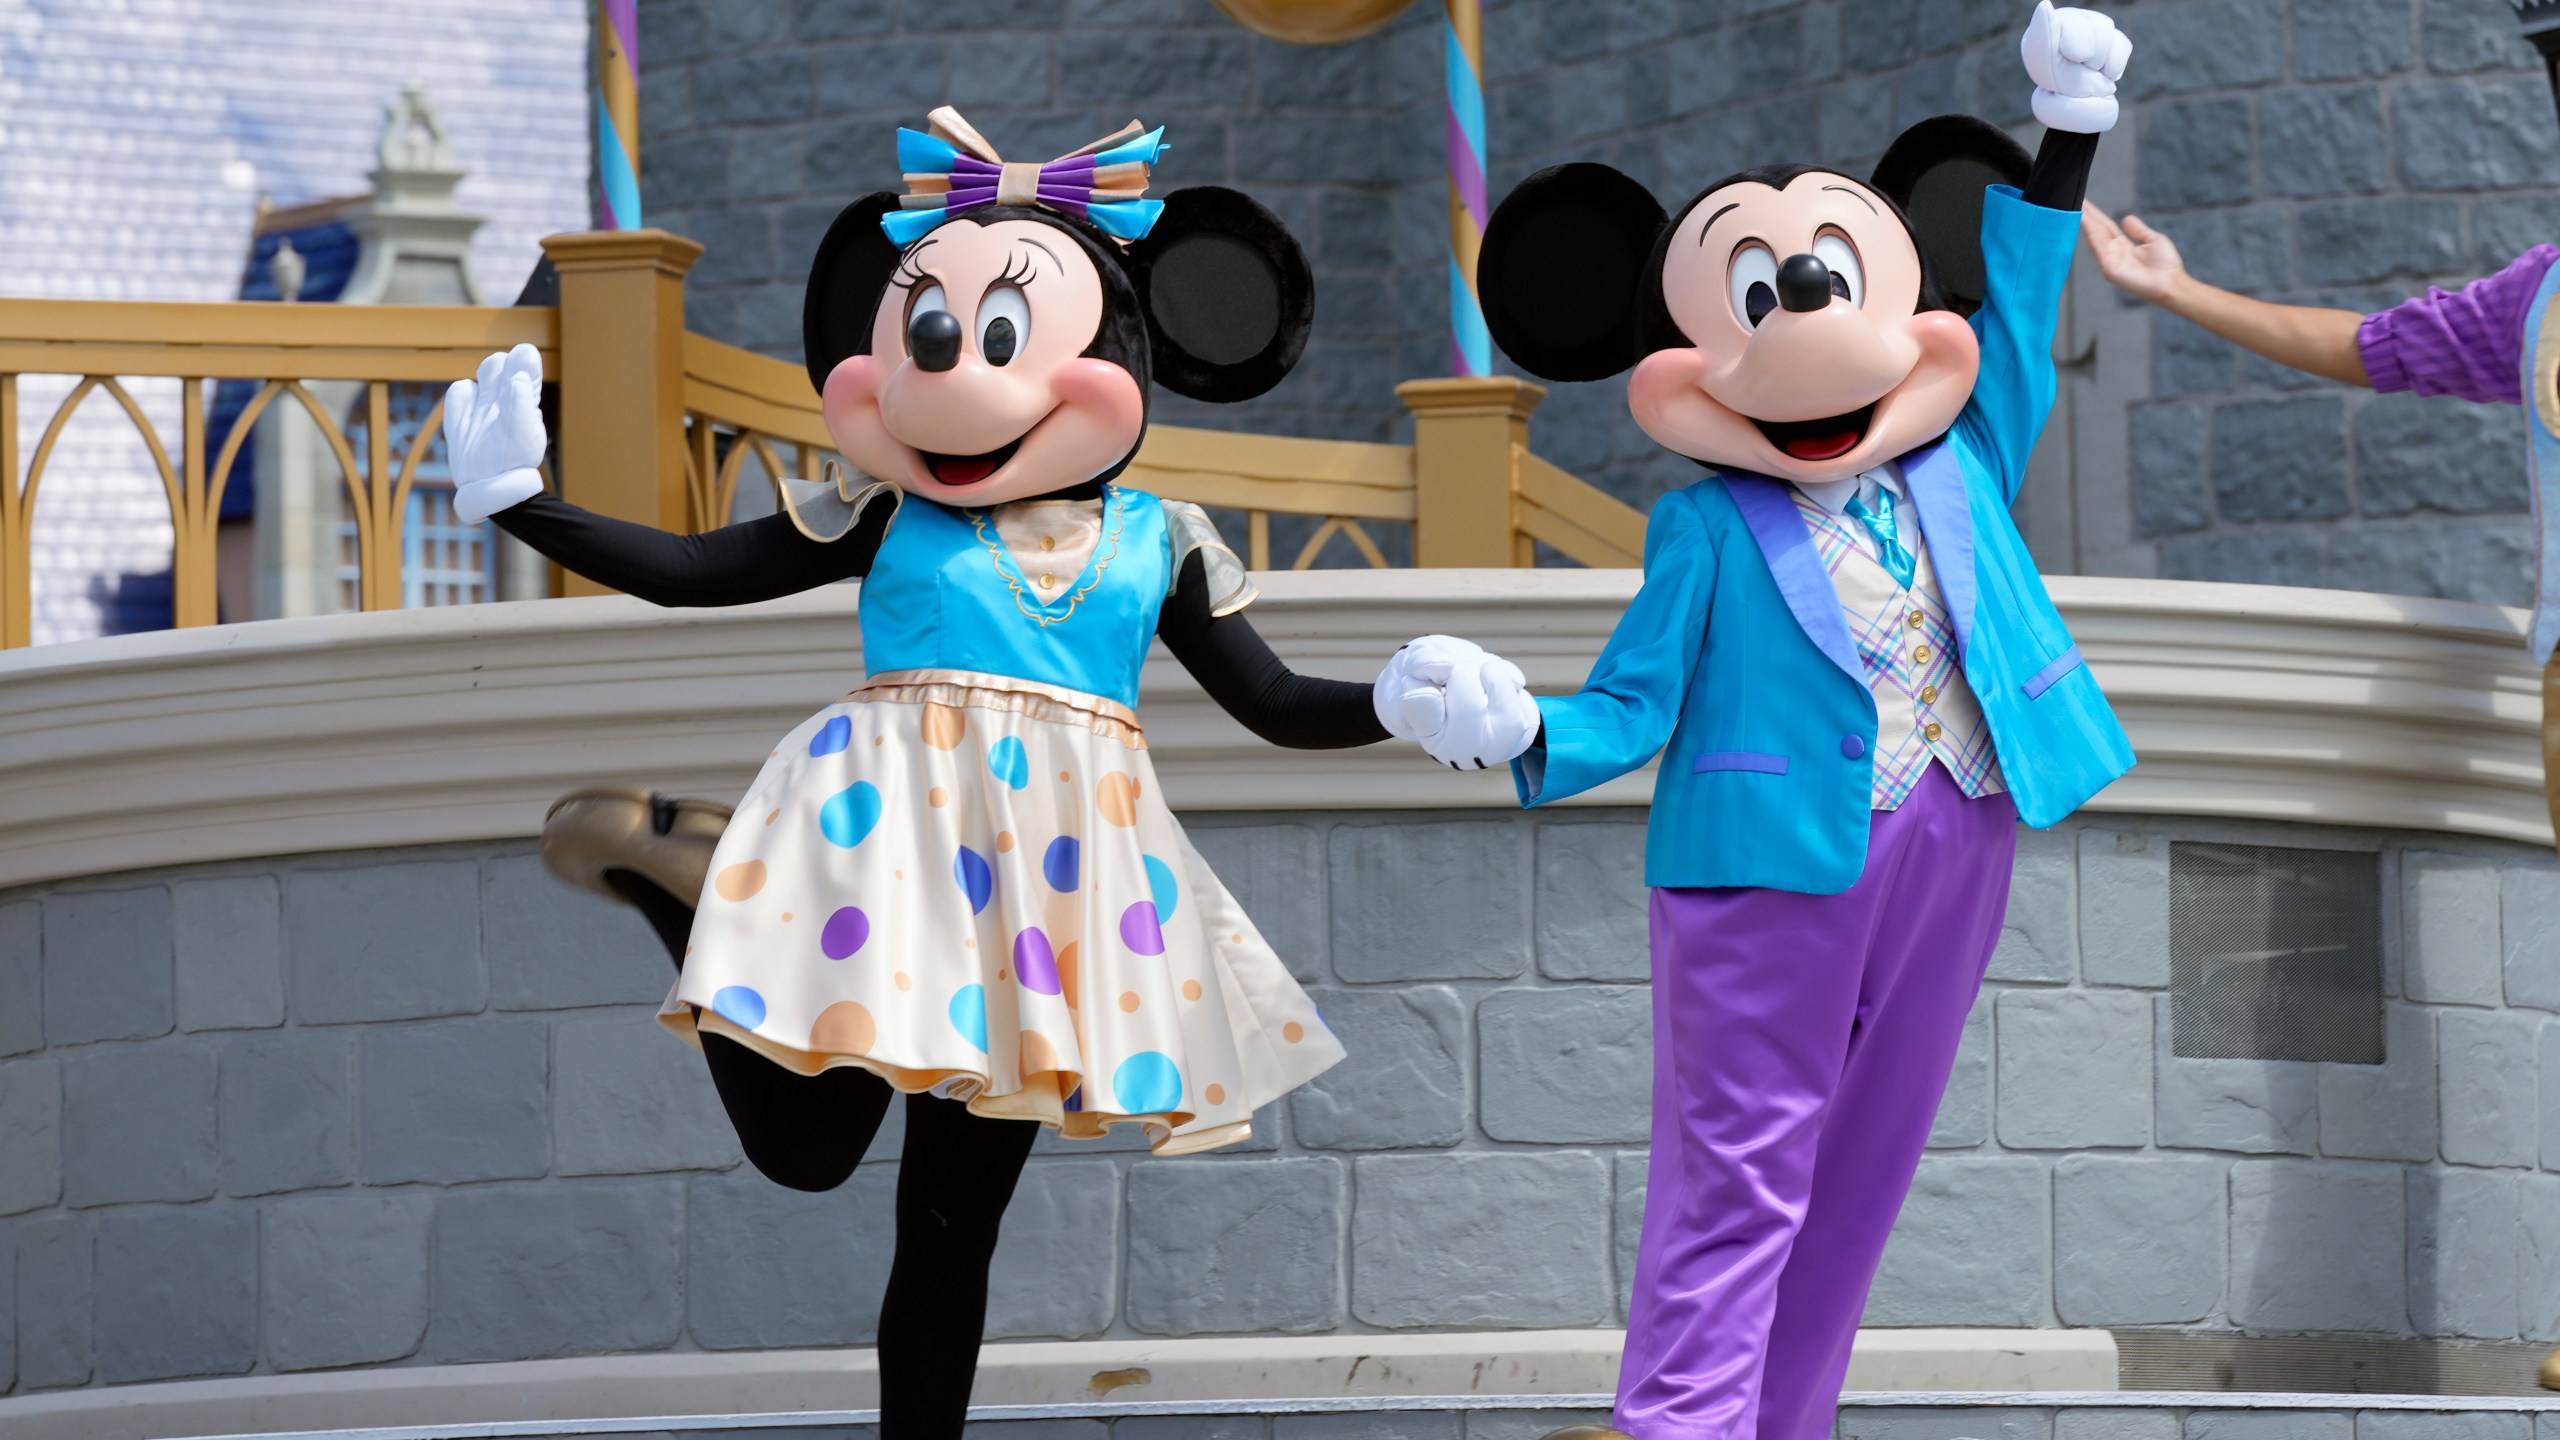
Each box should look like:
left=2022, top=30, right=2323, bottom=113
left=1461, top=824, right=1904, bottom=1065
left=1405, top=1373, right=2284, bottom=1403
left=0, top=228, right=1643, bottom=648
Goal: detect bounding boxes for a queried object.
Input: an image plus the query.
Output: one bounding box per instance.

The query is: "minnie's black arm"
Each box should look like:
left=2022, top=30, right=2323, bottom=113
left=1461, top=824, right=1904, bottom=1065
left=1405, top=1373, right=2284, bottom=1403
left=1155, top=553, right=1388, bottom=750
left=2020, top=128, right=2099, bottom=211
left=489, top=493, right=891, bottom=607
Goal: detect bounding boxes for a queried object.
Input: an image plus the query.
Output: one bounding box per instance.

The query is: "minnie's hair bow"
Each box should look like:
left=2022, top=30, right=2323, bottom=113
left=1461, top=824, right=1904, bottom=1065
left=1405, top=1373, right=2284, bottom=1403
left=884, top=106, right=1167, bottom=247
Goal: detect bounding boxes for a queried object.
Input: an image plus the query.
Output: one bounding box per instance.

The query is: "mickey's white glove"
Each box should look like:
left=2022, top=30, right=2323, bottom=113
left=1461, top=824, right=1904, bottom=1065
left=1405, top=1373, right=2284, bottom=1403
left=442, top=343, right=549, bottom=523
left=2022, top=2, right=2130, bottom=134
left=1373, top=635, right=1541, bottom=772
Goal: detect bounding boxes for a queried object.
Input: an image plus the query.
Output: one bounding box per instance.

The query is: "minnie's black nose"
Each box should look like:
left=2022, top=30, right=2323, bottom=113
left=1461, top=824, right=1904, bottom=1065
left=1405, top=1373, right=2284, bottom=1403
left=1776, top=253, right=1834, bottom=314
left=909, top=309, right=962, bottom=372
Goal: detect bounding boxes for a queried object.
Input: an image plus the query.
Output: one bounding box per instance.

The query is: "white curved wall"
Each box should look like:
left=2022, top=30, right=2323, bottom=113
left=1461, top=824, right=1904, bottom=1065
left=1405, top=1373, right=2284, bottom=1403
left=0, top=573, right=2542, bottom=890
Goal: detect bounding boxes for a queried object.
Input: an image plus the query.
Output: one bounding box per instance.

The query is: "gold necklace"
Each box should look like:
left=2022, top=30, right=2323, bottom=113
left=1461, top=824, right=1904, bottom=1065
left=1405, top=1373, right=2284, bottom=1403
left=969, top=488, right=1127, bottom=629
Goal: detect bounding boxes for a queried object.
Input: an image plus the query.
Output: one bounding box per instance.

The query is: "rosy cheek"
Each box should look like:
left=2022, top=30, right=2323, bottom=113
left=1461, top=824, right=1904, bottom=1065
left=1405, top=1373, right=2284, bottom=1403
left=1047, top=358, right=1146, bottom=448
left=1904, top=312, right=1981, bottom=383
left=821, top=356, right=887, bottom=447
left=1628, top=347, right=1712, bottom=421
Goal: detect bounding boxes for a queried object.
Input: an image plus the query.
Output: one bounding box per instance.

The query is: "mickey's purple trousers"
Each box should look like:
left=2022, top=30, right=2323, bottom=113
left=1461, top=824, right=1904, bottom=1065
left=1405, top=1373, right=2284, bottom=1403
left=1616, top=766, right=2018, bottom=1440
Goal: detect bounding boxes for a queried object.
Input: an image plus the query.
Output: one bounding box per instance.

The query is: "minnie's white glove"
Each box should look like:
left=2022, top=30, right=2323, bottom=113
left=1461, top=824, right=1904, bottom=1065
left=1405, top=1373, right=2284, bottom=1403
left=442, top=343, right=549, bottom=523
left=2022, top=1, right=2130, bottom=134
left=1373, top=634, right=1541, bottom=772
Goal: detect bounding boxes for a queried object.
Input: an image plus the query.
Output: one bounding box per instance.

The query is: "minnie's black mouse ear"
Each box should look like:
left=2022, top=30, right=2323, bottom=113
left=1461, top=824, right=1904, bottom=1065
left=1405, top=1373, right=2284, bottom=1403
left=1126, top=187, right=1313, bottom=404
left=801, top=193, right=905, bottom=394
left=1870, top=115, right=2032, bottom=317
left=1480, top=164, right=1667, bottom=383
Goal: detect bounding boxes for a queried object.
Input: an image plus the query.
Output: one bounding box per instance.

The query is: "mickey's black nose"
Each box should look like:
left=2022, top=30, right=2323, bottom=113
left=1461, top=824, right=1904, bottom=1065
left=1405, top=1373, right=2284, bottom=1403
left=1775, top=253, right=1834, bottom=314
left=909, top=309, right=962, bottom=372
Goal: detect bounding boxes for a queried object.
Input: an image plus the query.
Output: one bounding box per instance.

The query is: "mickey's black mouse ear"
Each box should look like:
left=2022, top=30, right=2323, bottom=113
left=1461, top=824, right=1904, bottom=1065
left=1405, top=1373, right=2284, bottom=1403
left=1479, top=164, right=1667, bottom=383
left=801, top=193, right=905, bottom=394
left=1870, top=115, right=2032, bottom=317
left=1125, top=187, right=1313, bottom=404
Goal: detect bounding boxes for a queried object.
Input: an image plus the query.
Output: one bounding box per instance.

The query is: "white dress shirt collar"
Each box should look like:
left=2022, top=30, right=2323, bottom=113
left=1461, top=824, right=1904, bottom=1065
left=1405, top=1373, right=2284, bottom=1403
left=1791, top=462, right=1904, bottom=517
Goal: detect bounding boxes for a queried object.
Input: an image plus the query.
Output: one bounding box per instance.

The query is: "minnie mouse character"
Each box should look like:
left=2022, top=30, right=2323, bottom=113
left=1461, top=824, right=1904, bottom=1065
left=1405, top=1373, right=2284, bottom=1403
left=1374, top=9, right=2138, bottom=1439
left=442, top=109, right=1403, bottom=1438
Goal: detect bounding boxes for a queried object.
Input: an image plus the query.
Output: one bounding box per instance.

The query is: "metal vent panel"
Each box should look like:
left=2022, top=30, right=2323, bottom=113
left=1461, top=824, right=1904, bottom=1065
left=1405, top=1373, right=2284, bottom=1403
left=2169, top=842, right=2384, bottom=1064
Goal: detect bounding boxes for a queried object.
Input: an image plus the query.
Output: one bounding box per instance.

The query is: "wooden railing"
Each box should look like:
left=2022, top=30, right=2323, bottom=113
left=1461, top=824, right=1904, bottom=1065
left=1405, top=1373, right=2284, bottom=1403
left=0, top=228, right=1643, bottom=647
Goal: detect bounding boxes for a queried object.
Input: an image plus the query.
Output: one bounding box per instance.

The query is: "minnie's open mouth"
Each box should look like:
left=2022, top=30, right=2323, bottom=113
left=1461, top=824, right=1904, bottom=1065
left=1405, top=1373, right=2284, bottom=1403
left=921, top=436, right=1024, bottom=487
left=1752, top=403, right=1877, bottom=463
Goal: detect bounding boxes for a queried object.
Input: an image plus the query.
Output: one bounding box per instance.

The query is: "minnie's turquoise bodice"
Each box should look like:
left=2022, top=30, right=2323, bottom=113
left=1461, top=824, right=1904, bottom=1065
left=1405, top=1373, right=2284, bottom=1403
left=858, top=486, right=1172, bottom=710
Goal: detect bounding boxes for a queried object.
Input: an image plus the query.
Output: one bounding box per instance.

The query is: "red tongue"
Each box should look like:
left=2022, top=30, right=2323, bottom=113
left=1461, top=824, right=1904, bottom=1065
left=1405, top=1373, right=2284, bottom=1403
left=1782, top=431, right=1860, bottom=462
left=930, top=453, right=1002, bottom=485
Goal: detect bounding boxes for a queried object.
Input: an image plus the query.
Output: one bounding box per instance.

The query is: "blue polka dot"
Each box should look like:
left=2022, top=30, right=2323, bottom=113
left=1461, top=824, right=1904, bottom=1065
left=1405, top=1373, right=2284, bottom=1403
left=948, top=983, right=988, bottom=1052
left=710, top=986, right=767, bottom=1032
left=1043, top=836, right=1080, bottom=891
left=988, top=735, right=1030, bottom=790
left=1143, top=854, right=1179, bottom=922
left=1062, top=1084, right=1084, bottom=1114
left=953, top=846, right=995, bottom=914
left=808, top=714, right=853, bottom=757
left=819, top=781, right=884, bottom=847
left=1112, top=1051, right=1183, bottom=1114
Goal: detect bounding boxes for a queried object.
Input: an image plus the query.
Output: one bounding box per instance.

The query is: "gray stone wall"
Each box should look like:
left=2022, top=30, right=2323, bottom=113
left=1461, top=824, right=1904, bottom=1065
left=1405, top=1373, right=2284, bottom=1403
left=638, top=0, right=2560, bottom=597
left=9, top=809, right=2560, bottom=1395
left=2121, top=0, right=2559, bottom=605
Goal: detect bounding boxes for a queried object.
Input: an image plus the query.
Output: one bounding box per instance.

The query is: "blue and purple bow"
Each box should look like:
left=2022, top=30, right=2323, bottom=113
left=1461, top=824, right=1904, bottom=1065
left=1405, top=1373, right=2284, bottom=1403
left=884, top=106, right=1167, bottom=247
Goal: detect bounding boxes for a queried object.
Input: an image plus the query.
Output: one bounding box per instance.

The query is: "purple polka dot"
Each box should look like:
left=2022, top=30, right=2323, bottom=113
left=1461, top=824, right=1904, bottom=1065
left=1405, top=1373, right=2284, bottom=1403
left=1014, top=927, right=1061, bottom=995
left=1119, top=900, right=1166, bottom=956
left=820, top=906, right=870, bottom=960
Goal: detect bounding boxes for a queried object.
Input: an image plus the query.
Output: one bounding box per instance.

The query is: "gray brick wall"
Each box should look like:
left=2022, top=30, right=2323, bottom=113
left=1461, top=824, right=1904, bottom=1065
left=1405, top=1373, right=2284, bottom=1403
left=11, top=809, right=2560, bottom=1394
left=638, top=0, right=2560, bottom=597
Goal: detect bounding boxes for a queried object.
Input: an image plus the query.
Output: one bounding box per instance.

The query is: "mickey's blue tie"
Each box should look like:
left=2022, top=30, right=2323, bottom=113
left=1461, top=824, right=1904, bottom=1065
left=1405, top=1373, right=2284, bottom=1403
left=1845, top=490, right=1917, bottom=591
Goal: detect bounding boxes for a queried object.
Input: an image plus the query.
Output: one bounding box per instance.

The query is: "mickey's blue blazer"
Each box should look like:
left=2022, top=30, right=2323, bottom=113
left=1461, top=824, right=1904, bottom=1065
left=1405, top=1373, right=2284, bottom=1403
left=1514, top=186, right=2136, bottom=895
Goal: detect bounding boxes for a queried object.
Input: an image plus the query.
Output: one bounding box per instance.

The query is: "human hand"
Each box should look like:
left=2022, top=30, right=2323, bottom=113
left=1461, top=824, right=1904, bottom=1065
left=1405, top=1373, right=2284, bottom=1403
left=2022, top=2, right=2130, bottom=134
left=442, top=342, right=549, bottom=523
left=2080, top=203, right=2186, bottom=304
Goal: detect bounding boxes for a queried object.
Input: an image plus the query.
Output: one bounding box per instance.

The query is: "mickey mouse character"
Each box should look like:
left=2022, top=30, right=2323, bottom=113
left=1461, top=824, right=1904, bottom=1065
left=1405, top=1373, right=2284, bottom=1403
left=441, top=109, right=1403, bottom=1438
left=1374, top=9, right=2137, bottom=1439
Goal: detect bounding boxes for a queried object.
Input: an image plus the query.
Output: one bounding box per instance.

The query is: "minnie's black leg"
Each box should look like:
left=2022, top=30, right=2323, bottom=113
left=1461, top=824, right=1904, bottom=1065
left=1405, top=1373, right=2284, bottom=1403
left=603, top=869, right=695, bottom=967
left=699, top=1034, right=892, bottom=1193
left=600, top=865, right=889, bottom=1189
left=876, top=1095, right=1041, bottom=1439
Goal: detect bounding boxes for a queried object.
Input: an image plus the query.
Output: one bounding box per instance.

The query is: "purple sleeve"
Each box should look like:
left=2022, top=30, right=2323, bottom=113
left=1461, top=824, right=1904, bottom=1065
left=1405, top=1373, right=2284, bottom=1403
left=2355, top=244, right=2560, bottom=404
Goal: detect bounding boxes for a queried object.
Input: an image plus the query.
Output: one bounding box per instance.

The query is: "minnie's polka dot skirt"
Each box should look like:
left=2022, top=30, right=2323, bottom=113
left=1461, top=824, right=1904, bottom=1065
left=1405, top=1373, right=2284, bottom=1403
left=661, top=670, right=1345, bottom=1155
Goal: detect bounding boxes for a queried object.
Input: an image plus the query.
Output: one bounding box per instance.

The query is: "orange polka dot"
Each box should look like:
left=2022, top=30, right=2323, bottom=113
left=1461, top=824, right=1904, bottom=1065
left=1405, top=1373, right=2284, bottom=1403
left=764, top=810, right=780, bottom=827
left=1283, top=1022, right=1305, bottom=1044
left=999, top=968, right=1010, bottom=983
left=921, top=702, right=969, bottom=750
left=896, top=869, right=906, bottom=880
left=1181, top=979, right=1203, bottom=1002
left=1231, top=933, right=1244, bottom=944
left=996, top=832, right=1016, bottom=853
left=1058, top=770, right=1072, bottom=782
left=964, top=937, right=977, bottom=949
left=1096, top=773, right=1139, bottom=827
left=1057, top=943, right=1081, bottom=1010
left=1119, top=991, right=1141, bottom=1013
left=1020, top=1029, right=1064, bottom=1075
left=780, top=912, right=793, bottom=922
left=896, top=972, right=914, bottom=992
left=1204, top=1083, right=1226, bottom=1106
left=713, top=860, right=767, bottom=901
left=874, top=735, right=886, bottom=746
left=929, top=787, right=949, bottom=809
left=810, top=1000, right=877, bottom=1055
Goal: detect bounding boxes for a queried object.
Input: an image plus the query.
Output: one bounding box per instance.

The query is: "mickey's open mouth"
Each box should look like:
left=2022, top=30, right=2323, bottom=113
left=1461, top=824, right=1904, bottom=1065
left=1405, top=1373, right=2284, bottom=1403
left=1752, top=403, right=1876, bottom=463
left=921, top=436, right=1024, bottom=487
